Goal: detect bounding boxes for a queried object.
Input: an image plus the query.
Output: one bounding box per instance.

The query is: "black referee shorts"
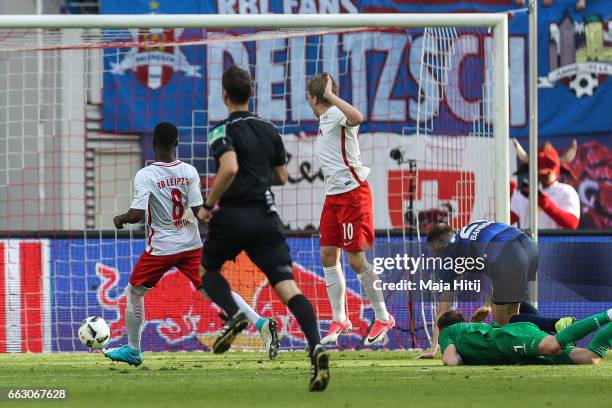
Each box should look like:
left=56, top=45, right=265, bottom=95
left=201, top=203, right=294, bottom=286
left=489, top=234, right=539, bottom=304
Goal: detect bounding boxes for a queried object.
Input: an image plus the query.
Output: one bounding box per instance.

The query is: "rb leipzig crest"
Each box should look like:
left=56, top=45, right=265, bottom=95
left=110, top=28, right=201, bottom=90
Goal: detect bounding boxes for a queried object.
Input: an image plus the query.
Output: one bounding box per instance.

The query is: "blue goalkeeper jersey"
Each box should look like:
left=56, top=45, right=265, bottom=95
left=444, top=220, right=526, bottom=261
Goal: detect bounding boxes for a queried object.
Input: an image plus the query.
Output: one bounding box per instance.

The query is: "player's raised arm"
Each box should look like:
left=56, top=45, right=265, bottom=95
left=322, top=74, right=363, bottom=127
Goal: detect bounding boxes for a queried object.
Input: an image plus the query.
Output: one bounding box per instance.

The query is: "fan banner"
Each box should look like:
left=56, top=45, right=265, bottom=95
left=0, top=240, right=51, bottom=353
left=0, top=236, right=604, bottom=352
left=100, top=0, right=611, bottom=138
left=537, top=1, right=612, bottom=136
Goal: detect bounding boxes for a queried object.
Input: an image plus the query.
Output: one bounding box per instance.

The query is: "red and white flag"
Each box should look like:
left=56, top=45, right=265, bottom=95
left=0, top=240, right=51, bottom=353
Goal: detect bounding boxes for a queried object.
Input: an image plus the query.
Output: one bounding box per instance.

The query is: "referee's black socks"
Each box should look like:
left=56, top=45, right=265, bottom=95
left=287, top=294, right=321, bottom=356
left=201, top=270, right=240, bottom=317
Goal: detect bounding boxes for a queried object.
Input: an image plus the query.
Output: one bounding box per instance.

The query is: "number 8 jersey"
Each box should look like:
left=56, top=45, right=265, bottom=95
left=130, top=160, right=204, bottom=255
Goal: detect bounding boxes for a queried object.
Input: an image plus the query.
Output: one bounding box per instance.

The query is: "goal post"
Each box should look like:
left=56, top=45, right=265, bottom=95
left=0, top=12, right=510, bottom=220
left=492, top=14, right=511, bottom=224
left=0, top=13, right=510, bottom=352
left=0, top=13, right=509, bottom=30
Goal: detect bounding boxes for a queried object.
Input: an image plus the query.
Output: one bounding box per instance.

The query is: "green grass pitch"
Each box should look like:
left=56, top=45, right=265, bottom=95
left=1, top=351, right=611, bottom=408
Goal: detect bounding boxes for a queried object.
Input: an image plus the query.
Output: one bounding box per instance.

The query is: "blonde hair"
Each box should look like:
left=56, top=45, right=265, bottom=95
left=306, top=72, right=337, bottom=104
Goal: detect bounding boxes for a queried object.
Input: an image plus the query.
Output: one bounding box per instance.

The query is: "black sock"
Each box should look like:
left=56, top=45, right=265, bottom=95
left=202, top=270, right=239, bottom=317
left=519, top=302, right=539, bottom=315
left=287, top=294, right=320, bottom=355
left=509, top=313, right=558, bottom=332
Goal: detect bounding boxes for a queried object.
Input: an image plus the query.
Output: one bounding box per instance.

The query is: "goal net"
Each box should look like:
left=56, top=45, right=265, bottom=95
left=0, top=15, right=508, bottom=352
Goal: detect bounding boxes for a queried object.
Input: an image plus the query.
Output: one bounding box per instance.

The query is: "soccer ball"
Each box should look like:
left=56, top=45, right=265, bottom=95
left=78, top=316, right=110, bottom=349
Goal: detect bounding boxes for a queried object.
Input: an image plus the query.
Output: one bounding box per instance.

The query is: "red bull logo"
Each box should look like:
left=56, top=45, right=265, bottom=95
left=96, top=263, right=224, bottom=344
left=252, top=262, right=371, bottom=343
left=96, top=253, right=370, bottom=348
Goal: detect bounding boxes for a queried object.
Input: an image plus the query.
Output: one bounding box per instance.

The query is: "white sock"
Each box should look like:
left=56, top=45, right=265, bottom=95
left=607, top=309, right=612, bottom=322
left=231, top=291, right=262, bottom=327
left=125, top=284, right=147, bottom=350
left=356, top=264, right=389, bottom=321
left=323, top=264, right=347, bottom=322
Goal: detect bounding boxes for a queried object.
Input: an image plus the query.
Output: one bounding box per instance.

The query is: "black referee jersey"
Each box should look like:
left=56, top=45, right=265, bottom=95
left=208, top=111, right=286, bottom=204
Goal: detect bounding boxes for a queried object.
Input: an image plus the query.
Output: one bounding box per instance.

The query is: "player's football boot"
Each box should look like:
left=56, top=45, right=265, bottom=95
left=213, top=311, right=249, bottom=354
left=309, top=344, right=330, bottom=392
left=363, top=314, right=395, bottom=346
left=102, top=345, right=143, bottom=367
left=320, top=319, right=353, bottom=345
left=260, top=317, right=280, bottom=360
left=555, top=317, right=576, bottom=333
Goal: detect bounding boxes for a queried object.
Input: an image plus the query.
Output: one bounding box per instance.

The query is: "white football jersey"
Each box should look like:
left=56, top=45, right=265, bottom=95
left=510, top=181, right=580, bottom=229
left=316, top=105, right=370, bottom=195
left=130, top=160, right=203, bottom=255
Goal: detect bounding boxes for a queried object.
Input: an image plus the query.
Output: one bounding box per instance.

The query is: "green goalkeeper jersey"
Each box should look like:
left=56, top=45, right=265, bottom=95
left=439, top=322, right=507, bottom=365
left=439, top=321, right=575, bottom=365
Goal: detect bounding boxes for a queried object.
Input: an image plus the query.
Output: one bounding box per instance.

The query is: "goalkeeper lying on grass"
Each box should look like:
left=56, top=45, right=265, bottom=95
left=438, top=309, right=612, bottom=365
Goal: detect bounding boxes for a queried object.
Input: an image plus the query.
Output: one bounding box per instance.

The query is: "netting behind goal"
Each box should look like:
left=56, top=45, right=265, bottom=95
left=0, top=23, right=503, bottom=352
left=413, top=27, right=497, bottom=343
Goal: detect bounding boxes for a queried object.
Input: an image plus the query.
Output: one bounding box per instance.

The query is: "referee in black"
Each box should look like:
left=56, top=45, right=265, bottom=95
left=198, top=66, right=329, bottom=392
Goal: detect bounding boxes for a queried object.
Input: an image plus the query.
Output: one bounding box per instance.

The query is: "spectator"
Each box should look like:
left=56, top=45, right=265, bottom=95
left=510, top=139, right=581, bottom=229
